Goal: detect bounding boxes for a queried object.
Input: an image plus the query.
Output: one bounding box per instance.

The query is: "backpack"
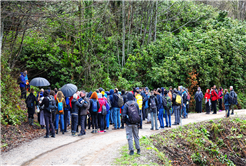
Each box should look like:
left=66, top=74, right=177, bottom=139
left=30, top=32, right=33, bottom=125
left=26, top=95, right=34, bottom=108
left=127, top=103, right=141, bottom=124
left=162, top=96, right=168, bottom=110
left=145, top=98, right=149, bottom=109
left=187, top=94, right=190, bottom=101
left=117, top=94, right=124, bottom=108
left=166, top=96, right=172, bottom=109
left=175, top=94, right=182, bottom=105
left=99, top=99, right=107, bottom=115
left=47, top=96, right=56, bottom=112
left=233, top=93, right=238, bottom=105
left=150, top=98, right=157, bottom=109
left=107, top=96, right=112, bottom=108
left=91, top=99, right=98, bottom=112
left=57, top=98, right=64, bottom=113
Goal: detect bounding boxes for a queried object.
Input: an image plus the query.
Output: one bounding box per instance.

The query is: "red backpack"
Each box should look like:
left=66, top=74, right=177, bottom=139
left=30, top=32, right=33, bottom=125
left=98, top=98, right=106, bottom=113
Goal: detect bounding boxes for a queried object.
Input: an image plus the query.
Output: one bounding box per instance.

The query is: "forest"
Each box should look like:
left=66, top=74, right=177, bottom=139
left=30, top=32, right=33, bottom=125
left=1, top=0, right=246, bottom=125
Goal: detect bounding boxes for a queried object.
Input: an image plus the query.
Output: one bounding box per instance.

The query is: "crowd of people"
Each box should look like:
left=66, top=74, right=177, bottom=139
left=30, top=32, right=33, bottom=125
left=23, top=75, right=238, bottom=155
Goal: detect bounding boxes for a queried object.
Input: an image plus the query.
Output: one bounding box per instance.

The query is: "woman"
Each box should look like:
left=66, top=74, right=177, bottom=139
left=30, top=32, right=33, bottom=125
left=211, top=88, right=219, bottom=114
left=218, top=87, right=223, bottom=112
left=224, top=89, right=230, bottom=117
left=194, top=87, right=203, bottom=113
left=55, top=91, right=67, bottom=134
left=39, top=94, right=46, bottom=129
left=204, top=89, right=211, bottom=114
left=25, top=89, right=38, bottom=126
left=98, top=93, right=107, bottom=133
left=89, top=92, right=100, bottom=133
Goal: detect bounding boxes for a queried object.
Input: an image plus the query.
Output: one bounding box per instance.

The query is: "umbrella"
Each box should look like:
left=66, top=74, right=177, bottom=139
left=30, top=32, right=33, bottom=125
left=60, top=83, right=77, bottom=97
left=29, top=77, right=50, bottom=87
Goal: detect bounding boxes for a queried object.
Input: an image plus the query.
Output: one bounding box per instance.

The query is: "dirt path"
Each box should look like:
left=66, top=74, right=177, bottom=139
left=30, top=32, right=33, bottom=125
left=1, top=110, right=245, bottom=165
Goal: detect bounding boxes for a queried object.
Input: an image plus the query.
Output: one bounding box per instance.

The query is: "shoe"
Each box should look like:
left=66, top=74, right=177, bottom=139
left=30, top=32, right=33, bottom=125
left=177, top=123, right=179, bottom=125
left=73, top=133, right=78, bottom=137
left=150, top=128, right=154, bottom=130
left=99, top=131, right=104, bottom=133
left=139, top=127, right=142, bottom=129
left=28, top=118, right=31, bottom=125
left=104, top=130, right=106, bottom=132
left=145, top=122, right=151, bottom=124
left=91, top=130, right=95, bottom=133
left=56, top=129, right=58, bottom=134
left=212, top=113, right=216, bottom=114
left=169, top=126, right=171, bottom=128
left=51, top=135, right=55, bottom=138
left=62, top=130, right=64, bottom=134
left=231, top=112, right=234, bottom=115
left=44, top=135, right=49, bottom=138
left=172, top=123, right=178, bottom=125
left=137, top=149, right=140, bottom=155
left=120, top=127, right=124, bottom=129
left=155, top=128, right=159, bottom=130
left=106, top=127, right=109, bottom=130
left=78, top=133, right=85, bottom=136
left=112, top=128, right=117, bottom=130
left=31, top=119, right=34, bottom=126
left=129, top=150, right=134, bottom=155
left=117, top=127, right=119, bottom=129
left=165, top=126, right=168, bottom=128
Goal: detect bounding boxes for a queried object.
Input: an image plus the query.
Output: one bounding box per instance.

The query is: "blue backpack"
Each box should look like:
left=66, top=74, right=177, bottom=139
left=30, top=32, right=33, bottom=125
left=91, top=99, right=98, bottom=112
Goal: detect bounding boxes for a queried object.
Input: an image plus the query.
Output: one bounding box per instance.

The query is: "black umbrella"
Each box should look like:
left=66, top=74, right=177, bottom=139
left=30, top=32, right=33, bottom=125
left=29, top=77, right=50, bottom=87
left=60, top=83, right=77, bottom=97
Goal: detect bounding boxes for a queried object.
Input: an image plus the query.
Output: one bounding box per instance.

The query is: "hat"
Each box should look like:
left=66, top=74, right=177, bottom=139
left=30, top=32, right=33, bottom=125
left=101, top=91, right=105, bottom=96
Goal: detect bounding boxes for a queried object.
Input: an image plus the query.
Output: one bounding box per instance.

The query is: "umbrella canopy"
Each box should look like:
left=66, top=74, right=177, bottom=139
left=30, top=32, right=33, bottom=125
left=60, top=83, right=77, bottom=97
left=29, top=77, right=50, bottom=87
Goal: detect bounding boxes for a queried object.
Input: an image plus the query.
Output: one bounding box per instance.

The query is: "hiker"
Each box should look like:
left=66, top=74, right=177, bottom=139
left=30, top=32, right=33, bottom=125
left=109, top=89, right=114, bottom=125
left=140, top=88, right=146, bottom=121
left=55, top=91, right=67, bottom=134
left=168, top=87, right=173, bottom=115
left=25, top=89, right=38, bottom=126
left=186, top=89, right=190, bottom=113
left=38, top=94, right=46, bottom=129
left=156, top=89, right=164, bottom=129
left=120, top=90, right=127, bottom=129
left=87, top=91, right=92, bottom=129
left=111, top=88, right=121, bottom=130
left=163, top=90, right=172, bottom=127
left=224, top=89, right=230, bottom=117
left=213, top=85, right=218, bottom=94
left=211, top=87, right=219, bottom=114
left=40, top=90, right=55, bottom=138
left=97, top=93, right=106, bottom=133
left=89, top=92, right=100, bottom=133
left=49, top=90, right=57, bottom=133
left=64, top=97, right=70, bottom=132
left=143, top=91, right=151, bottom=124
left=229, top=86, right=237, bottom=115
left=23, top=70, right=30, bottom=92
left=148, top=91, right=159, bottom=130
left=194, top=87, right=203, bottom=113
left=104, top=91, right=111, bottom=130
left=19, top=72, right=26, bottom=99
left=122, top=92, right=141, bottom=155
left=218, top=87, right=223, bottom=112
left=71, top=93, right=84, bottom=136
left=78, top=91, right=90, bottom=136
left=172, top=89, right=182, bottom=125
left=135, top=90, right=143, bottom=129
left=204, top=89, right=211, bottom=114
left=181, top=88, right=188, bottom=118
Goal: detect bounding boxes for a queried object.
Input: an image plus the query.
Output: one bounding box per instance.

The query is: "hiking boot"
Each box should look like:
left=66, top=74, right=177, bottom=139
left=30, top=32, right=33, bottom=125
left=231, top=112, right=234, bottom=115
left=129, top=150, right=134, bottom=155
left=73, top=133, right=78, bottom=137
left=120, top=126, right=124, bottom=129
left=30, top=119, right=34, bottom=126
left=150, top=128, right=154, bottom=130
left=51, top=135, right=55, bottom=138
left=78, top=133, right=85, bottom=136
left=137, top=149, right=141, bottom=155
left=112, top=128, right=117, bottom=130
left=28, top=118, right=31, bottom=125
left=91, top=130, right=95, bottom=133
left=56, top=129, right=58, bottom=134
left=62, top=130, right=64, bottom=134
left=44, top=135, right=49, bottom=138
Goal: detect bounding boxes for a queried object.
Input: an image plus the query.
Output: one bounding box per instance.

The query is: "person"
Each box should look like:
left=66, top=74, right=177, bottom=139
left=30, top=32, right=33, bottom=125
left=25, top=89, right=38, bottom=126
left=40, top=90, right=55, bottom=138
left=229, top=86, right=236, bottom=115
left=109, top=89, right=114, bottom=125
left=111, top=88, right=121, bottom=130
left=224, top=89, right=230, bottom=117
left=213, top=85, right=218, bottom=94
left=218, top=87, right=223, bottom=112
left=49, top=90, right=57, bottom=133
left=87, top=91, right=92, bottom=129
left=156, top=89, right=164, bottom=129
left=38, top=94, right=46, bottom=129
left=120, top=90, right=127, bottom=129
left=71, top=93, right=84, bottom=136
left=194, top=87, right=203, bottom=113
left=168, top=88, right=173, bottom=115
left=148, top=91, right=159, bottom=130
left=181, top=88, right=188, bottom=118
left=19, top=72, right=26, bottom=99
left=23, top=70, right=30, bottom=92
left=211, top=87, right=218, bottom=114
left=103, top=92, right=110, bottom=130
left=55, top=91, right=67, bottom=134
left=89, top=92, right=100, bottom=133
left=186, top=89, right=190, bottom=113
left=172, top=89, right=182, bottom=125
left=54, top=88, right=58, bottom=94
left=78, top=91, right=90, bottom=136
left=140, top=88, right=146, bottom=121
left=97, top=93, right=107, bottom=133
left=135, top=90, right=143, bottom=129
left=64, top=97, right=70, bottom=132
left=163, top=90, right=172, bottom=127
left=143, top=91, right=150, bottom=124
left=204, top=89, right=211, bottom=114
left=122, top=92, right=141, bottom=155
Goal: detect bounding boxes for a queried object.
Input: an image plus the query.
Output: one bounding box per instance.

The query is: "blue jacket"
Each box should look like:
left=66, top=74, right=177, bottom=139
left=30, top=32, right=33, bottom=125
left=19, top=73, right=26, bottom=88
left=24, top=74, right=28, bottom=81
left=224, top=92, right=230, bottom=106
left=157, top=94, right=164, bottom=110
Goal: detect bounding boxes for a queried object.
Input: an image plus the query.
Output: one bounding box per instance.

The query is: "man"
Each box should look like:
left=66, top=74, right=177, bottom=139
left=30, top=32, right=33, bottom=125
left=25, top=89, right=38, bottom=126
left=19, top=72, right=26, bottom=99
left=135, top=90, right=143, bottom=129
left=120, top=90, right=127, bottom=129
left=156, top=89, right=164, bottom=129
left=181, top=88, right=188, bottom=118
left=143, top=91, right=150, bottom=124
left=213, top=85, right=218, bottom=94
left=195, top=87, right=204, bottom=113
left=111, top=88, right=121, bottom=130
left=122, top=92, right=141, bottom=155
left=172, top=88, right=182, bottom=125
left=149, top=91, right=159, bottom=130
left=78, top=91, right=90, bottom=136
left=229, top=86, right=236, bottom=115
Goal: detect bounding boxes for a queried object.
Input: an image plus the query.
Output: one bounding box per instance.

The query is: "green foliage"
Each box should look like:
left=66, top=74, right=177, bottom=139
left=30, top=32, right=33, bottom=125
left=1, top=56, right=26, bottom=125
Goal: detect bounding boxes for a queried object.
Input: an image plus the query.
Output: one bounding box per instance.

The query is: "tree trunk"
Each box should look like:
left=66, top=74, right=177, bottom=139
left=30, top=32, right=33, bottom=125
left=154, top=1, right=158, bottom=42
left=122, top=0, right=125, bottom=67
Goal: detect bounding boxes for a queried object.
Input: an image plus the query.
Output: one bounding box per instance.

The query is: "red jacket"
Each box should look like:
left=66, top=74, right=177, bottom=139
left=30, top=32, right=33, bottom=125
left=98, top=98, right=106, bottom=113
left=204, top=89, right=211, bottom=102
left=211, top=90, right=218, bottom=101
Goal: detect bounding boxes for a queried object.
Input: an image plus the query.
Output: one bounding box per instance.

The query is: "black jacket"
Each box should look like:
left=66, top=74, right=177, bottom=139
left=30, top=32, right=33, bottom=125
left=25, top=93, right=38, bottom=114
left=78, top=97, right=90, bottom=116
left=122, top=100, right=140, bottom=125
left=40, top=96, right=50, bottom=114
left=112, top=93, right=120, bottom=108
left=71, top=98, right=84, bottom=115
left=148, top=95, right=158, bottom=113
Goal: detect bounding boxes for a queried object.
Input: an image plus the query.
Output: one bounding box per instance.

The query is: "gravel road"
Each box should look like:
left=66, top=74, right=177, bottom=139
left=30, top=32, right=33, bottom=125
left=1, top=109, right=245, bottom=165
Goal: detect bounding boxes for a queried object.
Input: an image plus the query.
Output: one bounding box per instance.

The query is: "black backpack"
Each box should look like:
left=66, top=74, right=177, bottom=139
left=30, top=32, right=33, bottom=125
left=162, top=96, right=168, bottom=110
left=26, top=95, right=34, bottom=108
left=150, top=98, right=157, bottom=109
left=127, top=103, right=141, bottom=124
left=46, top=96, right=56, bottom=112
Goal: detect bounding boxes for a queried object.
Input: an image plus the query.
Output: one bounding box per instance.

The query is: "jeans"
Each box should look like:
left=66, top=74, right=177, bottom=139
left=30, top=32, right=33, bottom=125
left=80, top=115, right=86, bottom=135
left=110, top=109, right=114, bottom=123
left=98, top=113, right=105, bottom=131
left=91, top=113, right=98, bottom=129
left=106, top=110, right=110, bottom=128
left=205, top=102, right=210, bottom=114
left=45, top=112, right=55, bottom=136
left=164, top=110, right=171, bottom=127
left=68, top=111, right=71, bottom=125
left=225, top=105, right=230, bottom=117
left=158, top=109, right=164, bottom=128
left=55, top=114, right=64, bottom=130
left=71, top=115, right=78, bottom=133
left=112, top=107, right=121, bottom=129
left=151, top=112, right=158, bottom=130
left=182, top=104, right=187, bottom=118
left=173, top=105, right=180, bottom=124
left=126, top=125, right=140, bottom=151
left=139, top=110, right=142, bottom=128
